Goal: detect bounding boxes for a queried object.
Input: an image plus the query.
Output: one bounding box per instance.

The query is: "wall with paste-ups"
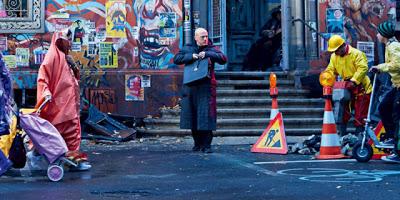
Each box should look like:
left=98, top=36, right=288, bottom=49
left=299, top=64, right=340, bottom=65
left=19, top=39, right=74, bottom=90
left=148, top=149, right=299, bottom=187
left=5, top=0, right=183, bottom=117
left=318, top=0, right=395, bottom=65
left=308, top=0, right=396, bottom=74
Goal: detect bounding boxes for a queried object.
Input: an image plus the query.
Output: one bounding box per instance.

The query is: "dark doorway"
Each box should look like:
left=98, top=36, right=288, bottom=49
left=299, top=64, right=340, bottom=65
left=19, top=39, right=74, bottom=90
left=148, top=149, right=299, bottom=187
left=226, top=0, right=281, bottom=71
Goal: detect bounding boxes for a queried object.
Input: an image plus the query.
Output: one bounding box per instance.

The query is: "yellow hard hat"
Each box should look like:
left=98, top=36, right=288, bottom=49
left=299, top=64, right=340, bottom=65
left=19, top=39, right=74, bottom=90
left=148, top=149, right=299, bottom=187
left=327, top=35, right=345, bottom=52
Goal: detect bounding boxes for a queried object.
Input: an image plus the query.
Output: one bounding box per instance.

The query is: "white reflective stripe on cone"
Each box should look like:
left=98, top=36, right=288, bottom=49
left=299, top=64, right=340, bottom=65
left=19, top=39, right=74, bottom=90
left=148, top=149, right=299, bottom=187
left=323, top=111, right=335, bottom=124
left=320, top=133, right=340, bottom=147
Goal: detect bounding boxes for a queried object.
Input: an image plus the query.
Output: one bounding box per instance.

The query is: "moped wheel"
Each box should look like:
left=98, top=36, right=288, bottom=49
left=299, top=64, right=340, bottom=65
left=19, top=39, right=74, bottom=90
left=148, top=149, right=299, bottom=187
left=352, top=142, right=373, bottom=162
left=47, top=164, right=64, bottom=182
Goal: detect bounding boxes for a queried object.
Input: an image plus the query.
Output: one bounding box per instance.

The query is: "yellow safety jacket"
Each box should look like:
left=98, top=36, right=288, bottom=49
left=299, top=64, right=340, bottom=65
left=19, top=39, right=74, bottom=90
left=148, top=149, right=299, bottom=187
left=325, top=45, right=372, bottom=94
left=377, top=38, right=400, bottom=88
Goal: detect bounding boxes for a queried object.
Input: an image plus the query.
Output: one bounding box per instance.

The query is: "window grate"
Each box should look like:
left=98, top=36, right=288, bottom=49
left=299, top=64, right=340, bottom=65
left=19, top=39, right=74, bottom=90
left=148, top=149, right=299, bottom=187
left=3, top=0, right=28, bottom=18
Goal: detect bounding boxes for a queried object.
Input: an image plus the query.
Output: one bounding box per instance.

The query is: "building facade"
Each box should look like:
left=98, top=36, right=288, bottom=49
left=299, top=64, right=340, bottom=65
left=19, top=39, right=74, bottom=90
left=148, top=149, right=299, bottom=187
left=1, top=0, right=398, bottom=118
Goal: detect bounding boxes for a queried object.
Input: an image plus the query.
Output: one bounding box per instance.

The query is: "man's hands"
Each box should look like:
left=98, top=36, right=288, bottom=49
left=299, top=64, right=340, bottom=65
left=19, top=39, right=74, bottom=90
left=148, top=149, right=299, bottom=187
left=198, top=51, right=206, bottom=59
left=192, top=51, right=206, bottom=60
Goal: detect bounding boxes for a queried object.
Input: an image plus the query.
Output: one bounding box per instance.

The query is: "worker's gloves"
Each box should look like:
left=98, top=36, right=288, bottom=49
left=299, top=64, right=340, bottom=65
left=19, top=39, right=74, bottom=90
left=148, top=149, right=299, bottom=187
left=369, top=66, right=380, bottom=73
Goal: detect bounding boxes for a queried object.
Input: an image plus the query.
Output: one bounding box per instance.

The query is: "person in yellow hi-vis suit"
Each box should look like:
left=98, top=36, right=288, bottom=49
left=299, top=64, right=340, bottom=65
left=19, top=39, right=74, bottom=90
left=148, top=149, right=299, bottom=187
left=323, top=34, right=372, bottom=135
left=370, top=21, right=400, bottom=163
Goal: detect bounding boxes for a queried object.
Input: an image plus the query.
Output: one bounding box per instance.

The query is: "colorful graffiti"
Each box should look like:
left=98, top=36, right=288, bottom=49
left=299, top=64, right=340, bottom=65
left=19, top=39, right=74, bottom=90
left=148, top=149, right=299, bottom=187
left=5, top=0, right=183, bottom=82
left=88, top=88, right=116, bottom=113
left=134, top=0, right=182, bottom=69
left=3, top=0, right=184, bottom=117
left=319, top=0, right=395, bottom=46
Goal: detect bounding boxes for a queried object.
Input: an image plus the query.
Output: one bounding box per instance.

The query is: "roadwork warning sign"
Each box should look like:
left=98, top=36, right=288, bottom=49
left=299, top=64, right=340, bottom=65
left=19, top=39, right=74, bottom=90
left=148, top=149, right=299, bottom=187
left=251, top=112, right=288, bottom=154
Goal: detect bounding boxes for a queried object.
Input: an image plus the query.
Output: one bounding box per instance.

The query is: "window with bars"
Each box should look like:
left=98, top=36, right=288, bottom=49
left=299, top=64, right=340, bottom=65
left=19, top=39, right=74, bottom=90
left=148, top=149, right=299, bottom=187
left=209, top=0, right=227, bottom=70
left=2, top=0, right=29, bottom=18
left=0, top=0, right=45, bottom=33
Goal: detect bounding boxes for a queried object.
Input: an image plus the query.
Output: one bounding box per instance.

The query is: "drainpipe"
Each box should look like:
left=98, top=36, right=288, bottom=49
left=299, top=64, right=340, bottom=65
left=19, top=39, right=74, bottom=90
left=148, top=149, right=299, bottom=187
left=183, top=0, right=192, bottom=45
left=281, top=0, right=291, bottom=71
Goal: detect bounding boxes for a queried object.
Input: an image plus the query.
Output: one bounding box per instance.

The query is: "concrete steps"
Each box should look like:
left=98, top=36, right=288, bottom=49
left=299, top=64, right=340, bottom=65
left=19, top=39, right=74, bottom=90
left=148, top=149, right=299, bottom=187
left=217, top=89, right=310, bottom=98
left=137, top=128, right=324, bottom=136
left=139, top=71, right=327, bottom=137
left=160, top=107, right=324, bottom=118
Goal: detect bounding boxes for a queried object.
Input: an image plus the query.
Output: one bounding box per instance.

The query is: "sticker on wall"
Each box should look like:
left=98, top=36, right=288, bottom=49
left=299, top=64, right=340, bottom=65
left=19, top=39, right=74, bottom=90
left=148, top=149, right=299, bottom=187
left=15, top=48, right=30, bottom=67
left=125, top=74, right=144, bottom=101
left=96, top=28, right=107, bottom=42
left=88, top=43, right=98, bottom=56
left=106, top=0, right=127, bottom=38
left=85, top=21, right=96, bottom=32
left=141, top=75, right=151, bottom=88
left=3, top=55, right=16, bottom=69
left=159, top=13, right=176, bottom=38
left=0, top=37, right=7, bottom=51
left=357, top=41, right=374, bottom=67
left=132, top=26, right=139, bottom=40
left=71, top=42, right=82, bottom=52
left=99, top=42, right=118, bottom=68
left=326, top=8, right=344, bottom=33
left=53, top=19, right=73, bottom=33
left=88, top=31, right=96, bottom=43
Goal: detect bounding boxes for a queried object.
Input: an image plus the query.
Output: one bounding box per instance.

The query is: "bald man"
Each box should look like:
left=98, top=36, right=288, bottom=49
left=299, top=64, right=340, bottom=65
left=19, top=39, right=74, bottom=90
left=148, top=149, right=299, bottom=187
left=174, top=28, right=227, bottom=153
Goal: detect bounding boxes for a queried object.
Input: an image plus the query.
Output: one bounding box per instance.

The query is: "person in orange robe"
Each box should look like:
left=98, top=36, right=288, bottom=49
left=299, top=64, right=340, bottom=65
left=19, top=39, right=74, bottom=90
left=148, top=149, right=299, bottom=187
left=36, top=29, right=89, bottom=169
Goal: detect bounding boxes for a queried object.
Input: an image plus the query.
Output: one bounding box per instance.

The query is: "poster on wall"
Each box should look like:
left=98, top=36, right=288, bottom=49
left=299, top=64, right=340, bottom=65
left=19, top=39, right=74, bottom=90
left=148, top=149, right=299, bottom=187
left=141, top=75, right=151, bottom=88
left=132, top=26, right=139, bottom=40
left=15, top=48, right=30, bottom=67
left=88, top=43, right=98, bottom=56
left=106, top=0, right=127, bottom=38
left=357, top=41, right=375, bottom=67
left=99, top=42, right=118, bottom=68
left=159, top=13, right=176, bottom=38
left=125, top=74, right=144, bottom=101
left=54, top=19, right=73, bottom=32
left=71, top=42, right=82, bottom=52
left=3, top=55, right=16, bottom=69
left=96, top=28, right=107, bottom=42
left=72, top=19, right=85, bottom=45
left=326, top=8, right=344, bottom=33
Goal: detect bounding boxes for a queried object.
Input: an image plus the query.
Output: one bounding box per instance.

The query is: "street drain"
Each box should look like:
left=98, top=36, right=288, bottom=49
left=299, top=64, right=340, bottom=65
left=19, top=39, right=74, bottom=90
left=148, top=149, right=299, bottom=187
left=91, top=190, right=153, bottom=197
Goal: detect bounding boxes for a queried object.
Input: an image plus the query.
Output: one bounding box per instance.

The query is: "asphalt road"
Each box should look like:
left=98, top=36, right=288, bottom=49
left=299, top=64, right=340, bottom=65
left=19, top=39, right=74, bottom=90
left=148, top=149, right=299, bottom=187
left=1, top=137, right=400, bottom=200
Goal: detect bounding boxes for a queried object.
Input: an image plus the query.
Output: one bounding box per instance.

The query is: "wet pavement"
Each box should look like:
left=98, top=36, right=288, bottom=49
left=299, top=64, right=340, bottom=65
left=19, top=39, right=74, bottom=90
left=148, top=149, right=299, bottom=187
left=1, top=136, right=400, bottom=200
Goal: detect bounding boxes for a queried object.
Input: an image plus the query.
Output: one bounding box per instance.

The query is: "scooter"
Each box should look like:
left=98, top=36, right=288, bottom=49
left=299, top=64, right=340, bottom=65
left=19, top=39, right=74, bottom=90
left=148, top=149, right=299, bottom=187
left=352, top=74, right=394, bottom=162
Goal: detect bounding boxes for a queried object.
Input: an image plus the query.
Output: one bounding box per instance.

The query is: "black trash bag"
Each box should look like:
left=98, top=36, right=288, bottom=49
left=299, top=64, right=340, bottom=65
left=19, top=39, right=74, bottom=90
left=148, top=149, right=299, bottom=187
left=303, top=134, right=321, bottom=151
left=8, top=133, right=26, bottom=169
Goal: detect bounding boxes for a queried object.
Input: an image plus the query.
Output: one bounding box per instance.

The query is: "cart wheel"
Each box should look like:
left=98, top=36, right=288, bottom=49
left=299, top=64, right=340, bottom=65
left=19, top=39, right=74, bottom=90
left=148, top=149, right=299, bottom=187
left=47, top=164, right=64, bottom=182
left=352, top=142, right=373, bottom=163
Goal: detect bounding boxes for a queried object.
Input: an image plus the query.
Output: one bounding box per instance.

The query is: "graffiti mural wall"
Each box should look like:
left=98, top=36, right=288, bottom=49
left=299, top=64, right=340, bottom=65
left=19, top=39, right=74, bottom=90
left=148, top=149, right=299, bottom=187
left=319, top=0, right=395, bottom=51
left=4, top=0, right=184, bottom=117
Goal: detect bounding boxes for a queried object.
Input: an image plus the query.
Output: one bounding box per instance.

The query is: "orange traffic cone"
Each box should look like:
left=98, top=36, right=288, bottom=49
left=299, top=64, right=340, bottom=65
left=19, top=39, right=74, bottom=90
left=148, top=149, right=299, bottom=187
left=316, top=91, right=346, bottom=159
left=269, top=73, right=279, bottom=120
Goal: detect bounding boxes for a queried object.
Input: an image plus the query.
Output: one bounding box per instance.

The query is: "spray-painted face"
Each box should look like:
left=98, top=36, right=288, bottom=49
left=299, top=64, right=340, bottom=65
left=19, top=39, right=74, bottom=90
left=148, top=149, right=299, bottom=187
left=134, top=0, right=182, bottom=69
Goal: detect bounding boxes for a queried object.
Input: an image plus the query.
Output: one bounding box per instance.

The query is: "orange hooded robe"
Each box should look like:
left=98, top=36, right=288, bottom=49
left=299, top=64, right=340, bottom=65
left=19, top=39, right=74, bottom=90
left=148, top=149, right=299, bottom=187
left=36, top=32, right=81, bottom=151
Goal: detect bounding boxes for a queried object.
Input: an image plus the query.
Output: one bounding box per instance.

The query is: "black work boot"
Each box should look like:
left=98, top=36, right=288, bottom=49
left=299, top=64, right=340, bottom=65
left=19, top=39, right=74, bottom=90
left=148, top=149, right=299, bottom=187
left=191, top=130, right=201, bottom=151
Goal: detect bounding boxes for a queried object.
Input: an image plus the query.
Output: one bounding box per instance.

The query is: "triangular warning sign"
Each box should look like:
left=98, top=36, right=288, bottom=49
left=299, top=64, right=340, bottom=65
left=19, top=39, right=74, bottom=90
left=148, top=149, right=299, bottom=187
left=369, top=121, right=389, bottom=159
left=251, top=112, right=287, bottom=154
